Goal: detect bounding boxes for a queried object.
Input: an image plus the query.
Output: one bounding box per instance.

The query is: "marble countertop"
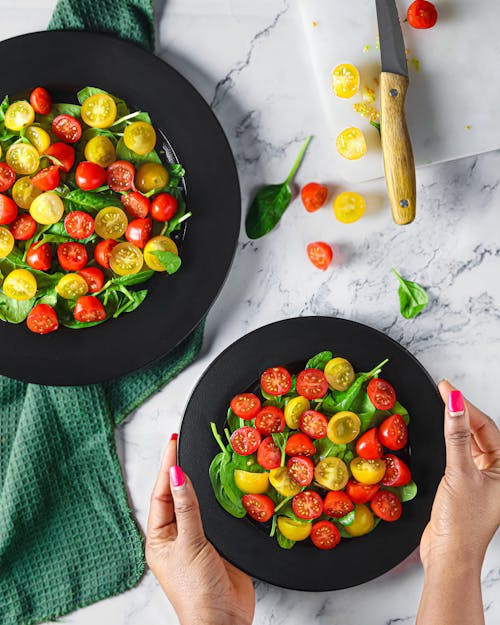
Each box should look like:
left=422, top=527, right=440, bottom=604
left=1, top=1, right=499, bottom=624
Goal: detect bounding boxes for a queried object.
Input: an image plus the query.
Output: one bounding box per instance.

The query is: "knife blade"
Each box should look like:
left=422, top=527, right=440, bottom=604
left=376, top=0, right=416, bottom=225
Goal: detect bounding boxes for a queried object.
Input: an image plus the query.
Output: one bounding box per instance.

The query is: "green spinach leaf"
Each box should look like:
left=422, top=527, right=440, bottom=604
left=150, top=250, right=181, bottom=274
left=115, top=137, right=162, bottom=167
left=392, top=269, right=429, bottom=319
left=65, top=188, right=123, bottom=210
left=276, top=528, right=296, bottom=550
left=314, top=438, right=346, bottom=460
left=0, top=292, right=35, bottom=323
left=385, top=480, right=418, bottom=502
left=306, top=350, right=332, bottom=370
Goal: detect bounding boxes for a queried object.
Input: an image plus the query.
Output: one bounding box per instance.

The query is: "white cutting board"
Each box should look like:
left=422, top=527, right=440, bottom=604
left=298, top=0, right=500, bottom=182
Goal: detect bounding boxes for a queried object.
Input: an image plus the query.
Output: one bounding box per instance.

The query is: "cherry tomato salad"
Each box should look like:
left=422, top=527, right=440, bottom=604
left=210, top=350, right=417, bottom=550
left=0, top=86, right=190, bottom=333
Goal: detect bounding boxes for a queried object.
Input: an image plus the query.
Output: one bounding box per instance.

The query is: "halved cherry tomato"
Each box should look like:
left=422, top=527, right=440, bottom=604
left=4, top=101, right=35, bottom=131
left=367, top=378, right=396, bottom=410
left=135, top=162, right=168, bottom=193
left=6, top=143, right=39, bottom=175
left=11, top=176, right=41, bottom=209
left=64, top=211, right=95, bottom=239
left=307, top=241, right=333, bottom=271
left=143, top=235, right=178, bottom=271
left=287, top=456, right=314, bottom=487
left=26, top=303, right=58, bottom=334
left=269, top=467, right=301, bottom=497
left=109, top=242, right=144, bottom=276
left=27, top=242, right=52, bottom=271
left=52, top=114, right=82, bottom=143
left=24, top=126, right=51, bottom=153
left=296, top=368, right=328, bottom=400
left=260, top=366, right=292, bottom=396
left=2, top=269, right=37, bottom=300
left=121, top=191, right=150, bottom=219
left=32, top=166, right=60, bottom=191
left=75, top=161, right=107, bottom=191
left=0, top=227, right=15, bottom=258
left=123, top=121, right=156, bottom=155
left=336, top=127, right=366, bottom=160
left=30, top=87, right=52, bottom=115
left=311, top=520, right=341, bottom=550
left=379, top=414, right=408, bottom=451
left=277, top=516, right=311, bottom=541
left=255, top=406, right=285, bottom=436
left=84, top=135, right=116, bottom=168
left=351, top=457, right=386, bottom=485
left=299, top=410, right=328, bottom=439
left=345, top=504, right=374, bottom=537
left=0, top=163, right=16, bottom=192
left=285, top=432, right=316, bottom=457
left=301, top=182, right=328, bottom=213
left=327, top=411, right=361, bottom=444
left=314, top=457, right=349, bottom=491
left=44, top=143, right=75, bottom=172
left=257, top=436, right=281, bottom=470
left=78, top=267, right=105, bottom=293
left=81, top=93, right=117, bottom=129
left=230, top=427, right=261, bottom=456
left=74, top=295, right=106, bottom=323
left=56, top=273, right=88, bottom=299
left=292, top=490, right=323, bottom=520
left=230, top=393, right=262, bottom=420
left=346, top=479, right=380, bottom=504
left=381, top=454, right=411, bottom=487
left=370, top=490, right=403, bottom=522
left=57, top=242, right=88, bottom=271
left=284, top=395, right=310, bottom=429
left=323, top=490, right=354, bottom=518
left=242, top=494, right=274, bottom=522
left=94, top=206, right=128, bottom=240
left=0, top=194, right=18, bottom=225
left=150, top=192, right=178, bottom=222
left=125, top=217, right=152, bottom=249
left=10, top=214, right=36, bottom=241
left=324, top=357, right=355, bottom=391
left=356, top=427, right=383, bottom=460
left=94, top=239, right=117, bottom=269
left=107, top=160, right=135, bottom=193
left=407, top=0, right=438, bottom=29
left=30, top=191, right=64, bottom=225
left=234, top=470, right=269, bottom=494
left=332, top=63, right=360, bottom=99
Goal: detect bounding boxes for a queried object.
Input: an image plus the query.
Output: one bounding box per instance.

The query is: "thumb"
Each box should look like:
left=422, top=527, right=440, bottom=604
left=442, top=388, right=474, bottom=472
left=169, top=465, right=206, bottom=543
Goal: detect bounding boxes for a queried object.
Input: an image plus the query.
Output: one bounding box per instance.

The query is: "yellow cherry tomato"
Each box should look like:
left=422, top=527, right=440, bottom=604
left=332, top=63, right=360, bottom=99
left=234, top=470, right=269, bottom=494
left=94, top=206, right=128, bottom=240
left=2, top=269, right=37, bottom=300
left=269, top=467, right=302, bottom=497
left=84, top=135, right=116, bottom=167
left=324, top=357, right=355, bottom=391
left=345, top=504, right=375, bottom=537
left=314, top=456, right=349, bottom=491
left=30, top=191, right=64, bottom=225
left=336, top=127, right=367, bottom=160
left=24, top=125, right=51, bottom=153
left=55, top=274, right=89, bottom=300
left=0, top=227, right=15, bottom=258
left=6, top=143, right=40, bottom=175
left=4, top=101, right=35, bottom=131
left=109, top=242, right=144, bottom=276
left=81, top=93, right=117, bottom=129
left=277, top=517, right=312, bottom=542
left=143, top=235, right=178, bottom=272
left=327, top=411, right=361, bottom=444
left=284, top=396, right=310, bottom=429
left=135, top=162, right=169, bottom=193
left=334, top=192, right=366, bottom=224
left=124, top=121, right=156, bottom=156
left=11, top=176, right=42, bottom=210
left=350, top=457, right=386, bottom=485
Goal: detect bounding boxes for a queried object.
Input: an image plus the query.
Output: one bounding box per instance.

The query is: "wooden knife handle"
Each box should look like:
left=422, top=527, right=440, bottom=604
left=380, top=72, right=416, bottom=225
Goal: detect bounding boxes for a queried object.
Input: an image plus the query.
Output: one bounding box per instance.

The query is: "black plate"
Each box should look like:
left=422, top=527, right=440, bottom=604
left=179, top=317, right=445, bottom=591
left=0, top=31, right=240, bottom=385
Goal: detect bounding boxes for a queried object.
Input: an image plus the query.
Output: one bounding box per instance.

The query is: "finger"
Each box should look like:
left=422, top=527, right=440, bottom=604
left=440, top=386, right=475, bottom=471
left=147, top=434, right=178, bottom=537
left=169, top=466, right=205, bottom=543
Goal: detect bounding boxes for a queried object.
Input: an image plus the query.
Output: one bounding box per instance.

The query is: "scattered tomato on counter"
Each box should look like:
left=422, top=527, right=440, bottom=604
left=307, top=241, right=333, bottom=271
left=301, top=182, right=328, bottom=212
left=333, top=191, right=366, bottom=223
left=407, top=0, right=438, bottom=29
left=336, top=127, right=367, bottom=160
left=332, top=63, right=360, bottom=99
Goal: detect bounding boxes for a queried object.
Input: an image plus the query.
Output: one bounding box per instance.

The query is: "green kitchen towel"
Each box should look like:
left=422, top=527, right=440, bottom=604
left=0, top=2, right=205, bottom=624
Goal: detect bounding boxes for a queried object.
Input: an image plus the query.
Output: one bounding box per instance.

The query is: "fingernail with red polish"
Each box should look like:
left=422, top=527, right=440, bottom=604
left=169, top=465, right=185, bottom=488
left=448, top=390, right=464, bottom=417
left=170, top=433, right=179, bottom=441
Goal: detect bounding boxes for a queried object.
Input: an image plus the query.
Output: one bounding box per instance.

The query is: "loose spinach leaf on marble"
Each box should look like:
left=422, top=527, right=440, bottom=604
left=392, top=269, right=429, bottom=319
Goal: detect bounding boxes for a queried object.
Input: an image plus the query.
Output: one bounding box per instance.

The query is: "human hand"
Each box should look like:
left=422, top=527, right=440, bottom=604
left=420, top=381, right=500, bottom=573
left=145, top=434, right=255, bottom=625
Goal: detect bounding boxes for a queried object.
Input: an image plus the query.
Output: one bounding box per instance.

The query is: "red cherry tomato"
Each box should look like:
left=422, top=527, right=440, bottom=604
left=378, top=414, right=408, bottom=451
left=44, top=143, right=75, bottom=172
left=10, top=214, right=36, bottom=241
left=287, top=455, right=314, bottom=487
left=370, top=490, right=403, bottom=522
left=230, top=426, right=261, bottom=456
left=75, top=161, right=107, bottom=191
left=257, top=436, right=281, bottom=470
left=292, top=490, right=323, bottom=520
left=64, top=211, right=95, bottom=239
left=32, top=165, right=60, bottom=191
left=0, top=163, right=16, bottom=192
left=301, top=182, right=328, bottom=213
left=26, top=242, right=52, bottom=271
left=345, top=479, right=380, bottom=504
left=407, top=0, right=438, bottom=29
left=381, top=454, right=411, bottom=487
left=285, top=432, right=316, bottom=457
left=74, top=295, right=106, bottom=323
left=260, top=366, right=292, bottom=396
left=150, top=192, right=178, bottom=222
left=296, top=368, right=328, bottom=400
left=255, top=406, right=285, bottom=436
left=52, top=114, right=82, bottom=143
left=299, top=410, right=328, bottom=440
left=230, top=393, right=262, bottom=420
left=57, top=241, right=88, bottom=271
left=323, top=491, right=354, bottom=518
left=30, top=87, right=52, bottom=115
left=356, top=427, right=384, bottom=460
left=367, top=378, right=396, bottom=411
left=26, top=303, right=58, bottom=334
left=307, top=241, right=333, bottom=271
left=0, top=194, right=18, bottom=225
left=94, top=239, right=117, bottom=269
left=125, top=217, right=153, bottom=249
left=242, top=494, right=274, bottom=522
left=311, top=520, right=341, bottom=550
left=78, top=267, right=105, bottom=293
left=107, top=160, right=136, bottom=193
left=121, top=191, right=150, bottom=218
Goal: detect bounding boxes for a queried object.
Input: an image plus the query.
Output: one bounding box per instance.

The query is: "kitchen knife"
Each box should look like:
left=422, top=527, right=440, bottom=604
left=376, top=0, right=416, bottom=225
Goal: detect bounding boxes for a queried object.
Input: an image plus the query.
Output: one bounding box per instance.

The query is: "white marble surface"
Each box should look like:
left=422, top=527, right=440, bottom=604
left=1, top=1, right=499, bottom=624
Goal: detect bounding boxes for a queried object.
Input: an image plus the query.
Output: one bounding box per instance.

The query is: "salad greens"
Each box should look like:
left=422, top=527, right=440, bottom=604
left=393, top=269, right=429, bottom=319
